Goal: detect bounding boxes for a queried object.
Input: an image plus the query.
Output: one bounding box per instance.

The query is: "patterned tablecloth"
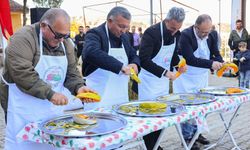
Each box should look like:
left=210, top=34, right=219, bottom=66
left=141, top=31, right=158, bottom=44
left=16, top=94, right=250, bottom=150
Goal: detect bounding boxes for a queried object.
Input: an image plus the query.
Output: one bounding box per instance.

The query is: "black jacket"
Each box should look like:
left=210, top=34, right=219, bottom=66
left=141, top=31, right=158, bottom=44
left=82, top=23, right=140, bottom=76
left=139, top=22, right=180, bottom=78
left=74, top=33, right=85, bottom=57
left=235, top=50, right=250, bottom=72
left=178, top=25, right=223, bottom=69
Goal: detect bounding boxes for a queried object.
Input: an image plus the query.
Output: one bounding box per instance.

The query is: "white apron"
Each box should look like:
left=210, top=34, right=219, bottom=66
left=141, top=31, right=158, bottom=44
left=85, top=23, right=129, bottom=110
left=138, top=22, right=176, bottom=100
left=173, top=35, right=210, bottom=93
left=4, top=31, right=83, bottom=150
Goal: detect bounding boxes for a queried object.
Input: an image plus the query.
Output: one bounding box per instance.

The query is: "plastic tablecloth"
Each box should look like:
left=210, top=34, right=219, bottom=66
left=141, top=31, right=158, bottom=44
left=16, top=94, right=250, bottom=150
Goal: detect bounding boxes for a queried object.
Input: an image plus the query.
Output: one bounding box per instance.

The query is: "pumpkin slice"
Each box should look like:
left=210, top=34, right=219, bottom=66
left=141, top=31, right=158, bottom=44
left=175, top=58, right=186, bottom=78
left=130, top=68, right=141, bottom=83
left=217, top=63, right=238, bottom=77
left=76, top=92, right=101, bottom=102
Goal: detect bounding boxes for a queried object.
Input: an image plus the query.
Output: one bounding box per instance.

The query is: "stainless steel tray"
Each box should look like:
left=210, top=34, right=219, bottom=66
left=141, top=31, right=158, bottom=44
left=113, top=100, right=185, bottom=117
left=39, top=113, right=127, bottom=137
left=199, top=86, right=249, bottom=96
left=157, top=93, right=216, bottom=105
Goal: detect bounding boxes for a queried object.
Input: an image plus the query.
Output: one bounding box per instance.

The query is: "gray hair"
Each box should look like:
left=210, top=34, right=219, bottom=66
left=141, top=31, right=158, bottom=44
left=40, top=8, right=70, bottom=25
left=195, top=14, right=212, bottom=26
left=107, top=6, right=131, bottom=21
left=165, top=7, right=185, bottom=22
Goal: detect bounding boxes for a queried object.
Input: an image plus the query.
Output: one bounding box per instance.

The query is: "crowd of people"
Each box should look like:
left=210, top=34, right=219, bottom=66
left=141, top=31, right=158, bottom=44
left=0, top=4, right=250, bottom=150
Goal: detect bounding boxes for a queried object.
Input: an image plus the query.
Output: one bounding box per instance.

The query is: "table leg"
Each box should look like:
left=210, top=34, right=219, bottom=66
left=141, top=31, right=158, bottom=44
left=204, top=104, right=242, bottom=150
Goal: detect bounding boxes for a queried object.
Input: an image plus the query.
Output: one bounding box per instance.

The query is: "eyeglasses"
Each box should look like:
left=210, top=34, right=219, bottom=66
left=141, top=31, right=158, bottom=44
left=47, top=24, right=70, bottom=39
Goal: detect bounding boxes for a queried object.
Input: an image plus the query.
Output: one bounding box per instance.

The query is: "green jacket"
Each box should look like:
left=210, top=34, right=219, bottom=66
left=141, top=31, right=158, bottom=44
left=0, top=23, right=85, bottom=116
left=228, top=28, right=248, bottom=50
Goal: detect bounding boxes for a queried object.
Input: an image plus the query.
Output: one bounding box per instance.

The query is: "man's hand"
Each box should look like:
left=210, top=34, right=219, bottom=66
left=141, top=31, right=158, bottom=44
left=128, top=63, right=138, bottom=74
left=212, top=61, right=223, bottom=70
left=240, top=57, right=246, bottom=62
left=77, top=86, right=96, bottom=94
left=177, top=65, right=187, bottom=73
left=50, top=93, right=68, bottom=105
left=165, top=71, right=176, bottom=80
left=121, top=65, right=131, bottom=75
left=77, top=86, right=97, bottom=103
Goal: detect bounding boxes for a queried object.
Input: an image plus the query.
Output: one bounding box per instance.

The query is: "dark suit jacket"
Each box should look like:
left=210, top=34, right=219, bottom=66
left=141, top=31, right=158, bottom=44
left=82, top=23, right=140, bottom=76
left=178, top=25, right=223, bottom=69
left=139, top=22, right=181, bottom=78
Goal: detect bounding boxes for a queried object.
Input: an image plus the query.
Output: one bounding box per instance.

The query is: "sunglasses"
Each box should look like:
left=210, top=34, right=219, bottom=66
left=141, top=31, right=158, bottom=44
left=47, top=24, right=70, bottom=39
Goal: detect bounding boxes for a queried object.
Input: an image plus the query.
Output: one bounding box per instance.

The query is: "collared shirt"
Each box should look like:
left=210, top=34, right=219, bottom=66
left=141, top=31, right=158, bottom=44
left=236, top=29, right=243, bottom=38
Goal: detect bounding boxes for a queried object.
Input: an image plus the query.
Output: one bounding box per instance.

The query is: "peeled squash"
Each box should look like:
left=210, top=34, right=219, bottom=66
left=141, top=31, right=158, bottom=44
left=139, top=102, right=167, bottom=114
left=175, top=58, right=186, bottom=78
left=217, top=63, right=238, bottom=77
left=130, top=68, right=141, bottom=83
left=72, top=114, right=97, bottom=125
left=76, top=92, right=101, bottom=102
left=226, top=88, right=244, bottom=94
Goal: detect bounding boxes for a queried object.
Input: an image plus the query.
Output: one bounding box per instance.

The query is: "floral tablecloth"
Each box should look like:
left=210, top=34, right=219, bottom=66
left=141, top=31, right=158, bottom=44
left=16, top=94, right=250, bottom=150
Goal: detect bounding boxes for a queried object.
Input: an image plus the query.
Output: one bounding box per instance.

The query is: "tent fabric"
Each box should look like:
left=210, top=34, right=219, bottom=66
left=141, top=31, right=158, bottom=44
left=0, top=0, right=13, bottom=39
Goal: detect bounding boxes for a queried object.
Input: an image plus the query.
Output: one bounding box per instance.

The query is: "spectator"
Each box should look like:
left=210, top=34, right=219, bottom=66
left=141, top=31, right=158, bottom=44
left=235, top=41, right=250, bottom=88
left=85, top=25, right=90, bottom=33
left=126, top=26, right=134, bottom=46
left=138, top=26, right=143, bottom=39
left=228, top=19, right=248, bottom=76
left=74, top=25, right=85, bottom=58
left=131, top=25, right=140, bottom=50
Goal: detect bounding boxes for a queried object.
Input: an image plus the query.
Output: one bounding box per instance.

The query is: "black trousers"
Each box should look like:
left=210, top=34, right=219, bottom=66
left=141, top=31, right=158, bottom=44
left=143, top=129, right=162, bottom=150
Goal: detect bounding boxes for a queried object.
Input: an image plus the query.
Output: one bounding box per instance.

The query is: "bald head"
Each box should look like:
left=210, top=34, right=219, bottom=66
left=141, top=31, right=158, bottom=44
left=195, top=14, right=212, bottom=26
left=39, top=8, right=71, bottom=48
left=40, top=8, right=70, bottom=26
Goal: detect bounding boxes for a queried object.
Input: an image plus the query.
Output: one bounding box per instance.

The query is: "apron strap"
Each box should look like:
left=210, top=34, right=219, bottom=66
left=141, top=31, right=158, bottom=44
left=105, top=22, right=124, bottom=49
left=0, top=74, right=10, bottom=86
left=39, top=30, right=66, bottom=55
left=160, top=22, right=177, bottom=47
left=160, top=21, right=164, bottom=46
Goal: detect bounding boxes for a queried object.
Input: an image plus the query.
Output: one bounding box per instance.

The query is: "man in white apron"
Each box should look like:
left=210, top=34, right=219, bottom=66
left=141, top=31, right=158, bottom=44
left=82, top=6, right=140, bottom=111
left=0, top=9, right=95, bottom=150
left=173, top=14, right=224, bottom=150
left=138, top=7, right=186, bottom=150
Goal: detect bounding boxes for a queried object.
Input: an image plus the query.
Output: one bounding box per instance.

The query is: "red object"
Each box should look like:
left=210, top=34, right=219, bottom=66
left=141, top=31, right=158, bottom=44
left=0, top=0, right=13, bottom=39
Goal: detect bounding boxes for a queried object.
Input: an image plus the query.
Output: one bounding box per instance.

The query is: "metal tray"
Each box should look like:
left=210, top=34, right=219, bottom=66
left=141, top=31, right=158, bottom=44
left=199, top=86, right=249, bottom=96
left=39, top=113, right=127, bottom=137
left=157, top=93, right=216, bottom=105
left=113, top=100, right=185, bottom=117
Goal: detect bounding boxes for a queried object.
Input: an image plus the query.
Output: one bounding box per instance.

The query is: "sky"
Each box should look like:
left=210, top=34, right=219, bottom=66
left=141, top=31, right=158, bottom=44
left=60, top=0, right=232, bottom=25
left=18, top=0, right=250, bottom=30
left=20, top=0, right=231, bottom=23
